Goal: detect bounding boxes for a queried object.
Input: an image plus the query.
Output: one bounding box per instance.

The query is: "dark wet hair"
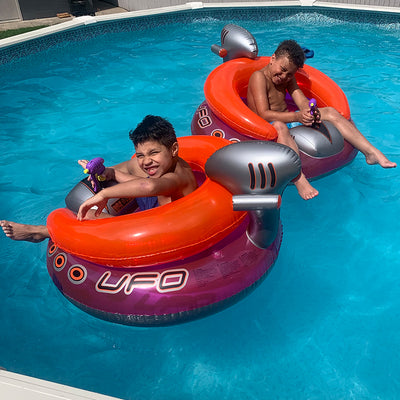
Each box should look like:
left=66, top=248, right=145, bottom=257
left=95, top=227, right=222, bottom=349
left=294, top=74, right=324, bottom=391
left=274, top=40, right=305, bottom=69
left=129, top=115, right=177, bottom=149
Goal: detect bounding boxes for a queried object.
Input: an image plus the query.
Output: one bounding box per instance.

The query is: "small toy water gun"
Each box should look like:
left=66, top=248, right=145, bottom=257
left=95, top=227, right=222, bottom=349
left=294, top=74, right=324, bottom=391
left=309, top=98, right=319, bottom=126
left=83, top=157, right=106, bottom=193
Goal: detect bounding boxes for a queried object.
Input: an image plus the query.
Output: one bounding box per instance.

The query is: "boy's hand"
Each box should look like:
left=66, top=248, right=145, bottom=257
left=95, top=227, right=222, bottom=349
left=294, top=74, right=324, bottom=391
left=78, top=159, right=89, bottom=170
left=313, top=108, right=321, bottom=124
left=101, top=167, right=115, bottom=181
left=297, top=109, right=314, bottom=126
left=77, top=192, right=108, bottom=221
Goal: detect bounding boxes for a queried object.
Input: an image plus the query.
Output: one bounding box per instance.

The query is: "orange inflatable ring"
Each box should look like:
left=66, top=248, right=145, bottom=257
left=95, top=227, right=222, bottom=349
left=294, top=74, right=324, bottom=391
left=47, top=136, right=247, bottom=268
left=204, top=56, right=351, bottom=141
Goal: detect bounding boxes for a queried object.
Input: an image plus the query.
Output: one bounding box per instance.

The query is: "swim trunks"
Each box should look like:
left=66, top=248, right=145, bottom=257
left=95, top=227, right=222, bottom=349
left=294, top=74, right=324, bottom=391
left=271, top=110, right=302, bottom=129
left=286, top=122, right=302, bottom=129
left=136, top=196, right=159, bottom=211
left=271, top=120, right=302, bottom=130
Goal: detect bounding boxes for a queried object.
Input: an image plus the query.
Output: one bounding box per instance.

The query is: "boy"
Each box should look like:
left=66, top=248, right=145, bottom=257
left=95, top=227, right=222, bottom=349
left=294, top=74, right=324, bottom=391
left=247, top=39, right=396, bottom=200
left=1, top=115, right=197, bottom=242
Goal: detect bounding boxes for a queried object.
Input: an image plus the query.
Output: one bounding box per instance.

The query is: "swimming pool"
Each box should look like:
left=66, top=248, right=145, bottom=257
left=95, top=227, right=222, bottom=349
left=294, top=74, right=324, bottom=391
left=1, top=6, right=400, bottom=399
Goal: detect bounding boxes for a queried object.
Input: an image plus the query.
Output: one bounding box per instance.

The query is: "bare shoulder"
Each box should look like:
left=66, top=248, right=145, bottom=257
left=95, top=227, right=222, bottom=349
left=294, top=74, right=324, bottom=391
left=249, top=69, right=267, bottom=85
left=177, top=157, right=197, bottom=192
left=177, top=157, right=196, bottom=179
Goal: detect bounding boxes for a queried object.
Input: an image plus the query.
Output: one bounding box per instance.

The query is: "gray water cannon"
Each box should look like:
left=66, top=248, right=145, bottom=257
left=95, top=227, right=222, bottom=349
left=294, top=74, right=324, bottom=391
left=205, top=141, right=301, bottom=248
left=290, top=121, right=344, bottom=158
left=65, top=179, right=138, bottom=216
left=211, top=24, right=258, bottom=62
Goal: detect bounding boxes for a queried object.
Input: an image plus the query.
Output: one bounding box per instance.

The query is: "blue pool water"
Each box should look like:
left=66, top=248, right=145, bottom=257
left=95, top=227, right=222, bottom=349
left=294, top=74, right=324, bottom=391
left=1, top=7, right=400, bottom=399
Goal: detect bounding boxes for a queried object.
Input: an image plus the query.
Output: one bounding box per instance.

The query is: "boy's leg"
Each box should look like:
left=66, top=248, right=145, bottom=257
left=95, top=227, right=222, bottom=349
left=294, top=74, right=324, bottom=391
left=273, top=122, right=319, bottom=200
left=1, top=206, right=113, bottom=243
left=320, top=107, right=396, bottom=168
left=1, top=220, right=50, bottom=242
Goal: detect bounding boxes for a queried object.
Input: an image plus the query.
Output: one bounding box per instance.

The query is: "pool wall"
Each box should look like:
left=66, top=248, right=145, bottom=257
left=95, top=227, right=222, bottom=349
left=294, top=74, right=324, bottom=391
left=109, top=0, right=399, bottom=12
left=1, top=2, right=399, bottom=65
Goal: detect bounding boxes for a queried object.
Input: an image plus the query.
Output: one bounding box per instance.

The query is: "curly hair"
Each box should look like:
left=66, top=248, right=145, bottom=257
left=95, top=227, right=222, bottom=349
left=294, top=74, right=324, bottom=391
left=129, top=115, right=177, bottom=149
left=274, top=40, right=305, bottom=69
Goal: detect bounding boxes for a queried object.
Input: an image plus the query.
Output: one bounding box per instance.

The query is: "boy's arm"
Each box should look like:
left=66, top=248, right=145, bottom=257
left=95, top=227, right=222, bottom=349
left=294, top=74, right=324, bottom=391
left=78, top=158, right=147, bottom=184
left=77, top=173, right=182, bottom=220
left=288, top=82, right=315, bottom=126
left=107, top=158, right=147, bottom=182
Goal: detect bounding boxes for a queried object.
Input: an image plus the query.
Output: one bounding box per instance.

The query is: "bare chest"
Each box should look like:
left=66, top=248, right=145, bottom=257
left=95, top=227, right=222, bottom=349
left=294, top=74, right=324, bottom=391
left=267, top=84, right=288, bottom=112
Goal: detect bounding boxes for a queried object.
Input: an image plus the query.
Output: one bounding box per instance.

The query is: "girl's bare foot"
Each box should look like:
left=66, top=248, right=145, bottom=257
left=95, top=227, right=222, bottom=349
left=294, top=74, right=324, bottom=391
left=294, top=174, right=319, bottom=200
left=0, top=220, right=49, bottom=243
left=365, top=150, right=397, bottom=168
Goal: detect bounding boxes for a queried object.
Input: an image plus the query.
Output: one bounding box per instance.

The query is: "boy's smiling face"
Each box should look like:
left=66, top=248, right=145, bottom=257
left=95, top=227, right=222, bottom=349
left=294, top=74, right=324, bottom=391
left=268, top=54, right=298, bottom=87
left=135, top=140, right=178, bottom=178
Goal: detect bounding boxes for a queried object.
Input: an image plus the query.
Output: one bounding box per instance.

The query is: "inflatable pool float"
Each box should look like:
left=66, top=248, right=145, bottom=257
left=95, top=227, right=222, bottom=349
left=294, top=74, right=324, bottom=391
left=46, top=135, right=301, bottom=326
left=192, top=25, right=358, bottom=179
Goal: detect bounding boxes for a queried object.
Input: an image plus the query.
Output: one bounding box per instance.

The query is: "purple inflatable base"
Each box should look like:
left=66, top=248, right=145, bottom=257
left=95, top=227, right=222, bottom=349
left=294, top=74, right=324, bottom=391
left=64, top=267, right=276, bottom=327
left=47, top=219, right=283, bottom=327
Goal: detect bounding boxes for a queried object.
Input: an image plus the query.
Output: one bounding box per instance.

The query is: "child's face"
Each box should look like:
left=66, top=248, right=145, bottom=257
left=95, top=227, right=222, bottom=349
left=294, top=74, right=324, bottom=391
left=135, top=140, right=178, bottom=178
left=269, top=54, right=298, bottom=86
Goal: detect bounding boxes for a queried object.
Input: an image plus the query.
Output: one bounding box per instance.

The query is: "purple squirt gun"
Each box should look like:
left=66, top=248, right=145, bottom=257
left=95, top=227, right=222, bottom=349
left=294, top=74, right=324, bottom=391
left=84, top=157, right=106, bottom=193
left=309, top=98, right=320, bottom=127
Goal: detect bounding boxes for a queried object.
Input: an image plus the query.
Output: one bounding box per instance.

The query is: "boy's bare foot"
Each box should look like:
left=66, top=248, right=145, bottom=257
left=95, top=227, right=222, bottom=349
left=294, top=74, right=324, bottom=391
left=294, top=174, right=319, bottom=200
left=365, top=150, right=397, bottom=168
left=0, top=220, right=49, bottom=243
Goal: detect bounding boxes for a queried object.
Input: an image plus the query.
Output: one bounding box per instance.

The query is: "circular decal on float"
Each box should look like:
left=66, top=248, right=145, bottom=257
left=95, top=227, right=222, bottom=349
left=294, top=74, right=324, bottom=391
left=53, top=253, right=67, bottom=271
left=68, top=265, right=87, bottom=285
left=211, top=129, right=225, bottom=138
left=48, top=244, right=58, bottom=257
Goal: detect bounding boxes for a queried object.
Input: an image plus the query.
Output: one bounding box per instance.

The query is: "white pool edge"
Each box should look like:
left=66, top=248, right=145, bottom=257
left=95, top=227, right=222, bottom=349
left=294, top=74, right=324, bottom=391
left=0, top=370, right=123, bottom=400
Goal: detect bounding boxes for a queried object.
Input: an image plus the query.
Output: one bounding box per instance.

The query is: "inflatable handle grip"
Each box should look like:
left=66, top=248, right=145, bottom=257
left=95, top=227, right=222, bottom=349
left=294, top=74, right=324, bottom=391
left=232, top=194, right=281, bottom=211
left=83, top=157, right=105, bottom=193
left=211, top=44, right=228, bottom=58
